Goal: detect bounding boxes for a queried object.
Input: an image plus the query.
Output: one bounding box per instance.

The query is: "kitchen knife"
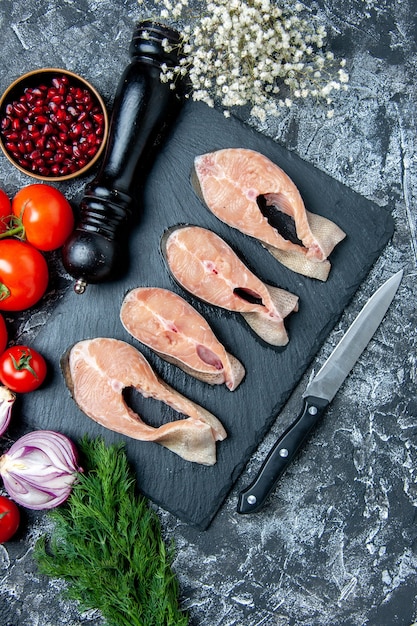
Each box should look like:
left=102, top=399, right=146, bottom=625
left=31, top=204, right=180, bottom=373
left=237, top=269, right=403, bottom=514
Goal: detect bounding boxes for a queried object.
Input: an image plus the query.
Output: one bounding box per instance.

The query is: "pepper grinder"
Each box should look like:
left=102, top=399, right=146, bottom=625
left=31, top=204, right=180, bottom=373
left=62, top=21, right=185, bottom=293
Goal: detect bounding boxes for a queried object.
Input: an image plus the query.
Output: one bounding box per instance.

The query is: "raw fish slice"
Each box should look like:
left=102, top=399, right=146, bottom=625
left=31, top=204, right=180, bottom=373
left=162, top=225, right=298, bottom=346
left=62, top=338, right=226, bottom=465
left=120, top=287, right=245, bottom=391
left=193, top=148, right=346, bottom=281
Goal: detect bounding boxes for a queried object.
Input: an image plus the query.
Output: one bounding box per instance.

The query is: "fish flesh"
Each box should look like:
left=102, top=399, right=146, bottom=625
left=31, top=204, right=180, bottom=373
left=62, top=337, right=227, bottom=465
left=193, top=148, right=346, bottom=281
left=120, top=287, right=245, bottom=391
left=162, top=225, right=299, bottom=346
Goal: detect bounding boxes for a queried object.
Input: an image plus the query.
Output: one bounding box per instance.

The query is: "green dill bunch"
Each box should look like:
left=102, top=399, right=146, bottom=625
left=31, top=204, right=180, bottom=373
left=34, top=437, right=188, bottom=626
left=148, top=0, right=349, bottom=120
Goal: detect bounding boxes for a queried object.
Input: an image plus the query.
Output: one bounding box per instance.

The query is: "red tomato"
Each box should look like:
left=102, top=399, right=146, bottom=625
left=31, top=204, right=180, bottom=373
left=12, top=184, right=74, bottom=251
left=0, top=239, right=49, bottom=311
left=0, top=495, right=20, bottom=542
left=0, top=346, right=47, bottom=393
left=0, top=314, right=7, bottom=355
left=0, top=189, right=11, bottom=234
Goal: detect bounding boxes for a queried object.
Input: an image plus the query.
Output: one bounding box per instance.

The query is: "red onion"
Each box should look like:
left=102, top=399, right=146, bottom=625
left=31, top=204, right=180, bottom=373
left=0, top=386, right=16, bottom=436
left=0, top=430, right=81, bottom=510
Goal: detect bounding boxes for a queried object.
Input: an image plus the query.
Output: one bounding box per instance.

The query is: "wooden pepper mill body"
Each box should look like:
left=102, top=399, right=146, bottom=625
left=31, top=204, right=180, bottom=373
left=62, top=22, right=184, bottom=292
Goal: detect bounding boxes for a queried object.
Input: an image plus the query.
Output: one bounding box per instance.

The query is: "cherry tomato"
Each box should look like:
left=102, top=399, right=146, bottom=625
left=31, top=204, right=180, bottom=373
left=0, top=495, right=20, bottom=542
left=0, top=239, right=49, bottom=311
left=0, top=346, right=47, bottom=393
left=0, top=314, right=7, bottom=355
left=12, top=184, right=74, bottom=251
left=0, top=189, right=11, bottom=234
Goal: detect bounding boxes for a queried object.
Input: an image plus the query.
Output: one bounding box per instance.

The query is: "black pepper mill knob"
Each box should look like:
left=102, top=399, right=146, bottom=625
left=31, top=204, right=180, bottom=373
left=62, top=21, right=185, bottom=293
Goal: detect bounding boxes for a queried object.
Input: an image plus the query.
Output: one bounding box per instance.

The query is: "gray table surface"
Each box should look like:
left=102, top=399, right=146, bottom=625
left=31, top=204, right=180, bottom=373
left=1, top=1, right=416, bottom=625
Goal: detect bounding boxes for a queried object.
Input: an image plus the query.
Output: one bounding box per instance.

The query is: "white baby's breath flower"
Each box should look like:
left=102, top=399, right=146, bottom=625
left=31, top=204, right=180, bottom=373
left=338, top=68, right=349, bottom=83
left=146, top=0, right=349, bottom=119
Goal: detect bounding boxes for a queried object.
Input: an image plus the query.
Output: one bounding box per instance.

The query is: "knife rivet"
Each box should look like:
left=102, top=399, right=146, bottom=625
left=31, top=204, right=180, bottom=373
left=308, top=406, right=318, bottom=415
left=279, top=448, right=289, bottom=458
left=247, top=495, right=257, bottom=505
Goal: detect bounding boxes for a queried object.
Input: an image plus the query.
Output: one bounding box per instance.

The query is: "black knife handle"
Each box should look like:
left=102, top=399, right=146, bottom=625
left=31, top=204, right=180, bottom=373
left=237, top=396, right=329, bottom=514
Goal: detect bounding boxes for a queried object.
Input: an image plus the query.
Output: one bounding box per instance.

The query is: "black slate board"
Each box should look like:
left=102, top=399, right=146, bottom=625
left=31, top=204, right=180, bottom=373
left=19, top=101, right=394, bottom=529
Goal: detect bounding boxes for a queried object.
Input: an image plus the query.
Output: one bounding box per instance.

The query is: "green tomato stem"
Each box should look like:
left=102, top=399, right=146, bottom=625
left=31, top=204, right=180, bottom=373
left=0, top=225, right=24, bottom=240
left=0, top=216, right=25, bottom=241
left=0, top=284, right=11, bottom=302
left=11, top=351, right=39, bottom=379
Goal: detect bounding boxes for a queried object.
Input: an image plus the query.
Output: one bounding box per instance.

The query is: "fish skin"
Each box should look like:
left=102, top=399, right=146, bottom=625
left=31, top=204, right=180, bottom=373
left=193, top=148, right=346, bottom=281
left=120, top=287, right=245, bottom=390
left=62, top=338, right=227, bottom=465
left=162, top=225, right=298, bottom=346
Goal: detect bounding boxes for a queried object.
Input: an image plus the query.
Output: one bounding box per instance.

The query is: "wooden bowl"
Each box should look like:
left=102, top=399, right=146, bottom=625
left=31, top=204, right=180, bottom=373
left=0, top=68, right=108, bottom=182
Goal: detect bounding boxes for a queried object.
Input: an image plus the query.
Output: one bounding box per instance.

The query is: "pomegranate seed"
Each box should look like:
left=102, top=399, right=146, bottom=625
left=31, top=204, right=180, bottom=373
left=5, top=141, right=18, bottom=152
left=29, top=149, right=42, bottom=160
left=13, top=102, right=28, bottom=117
left=92, top=112, right=104, bottom=125
left=79, top=142, right=90, bottom=155
left=1, top=117, right=10, bottom=131
left=24, top=139, right=34, bottom=152
left=54, top=151, right=65, bottom=163
left=24, top=91, right=36, bottom=104
left=56, top=108, right=67, bottom=122
left=43, top=122, right=54, bottom=135
left=70, top=122, right=83, bottom=136
left=72, top=145, right=82, bottom=158
left=35, top=136, right=46, bottom=150
left=50, top=165, right=61, bottom=176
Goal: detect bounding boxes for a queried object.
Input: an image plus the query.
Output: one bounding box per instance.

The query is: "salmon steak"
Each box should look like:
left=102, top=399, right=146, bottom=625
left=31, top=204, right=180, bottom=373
left=62, top=338, right=227, bottom=465
left=162, top=225, right=299, bottom=346
left=120, top=287, right=245, bottom=391
left=193, top=148, right=346, bottom=281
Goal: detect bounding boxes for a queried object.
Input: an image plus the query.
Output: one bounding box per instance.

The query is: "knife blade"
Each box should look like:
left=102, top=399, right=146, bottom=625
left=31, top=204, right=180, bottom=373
left=237, top=269, right=403, bottom=515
